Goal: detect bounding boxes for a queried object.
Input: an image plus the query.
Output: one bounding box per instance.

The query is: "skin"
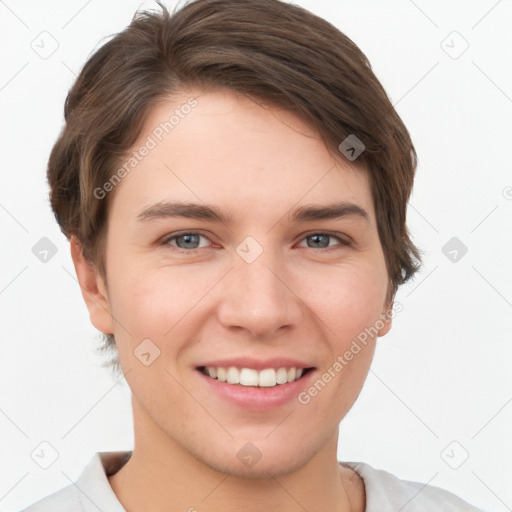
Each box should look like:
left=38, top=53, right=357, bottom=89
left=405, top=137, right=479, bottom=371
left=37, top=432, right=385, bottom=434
left=71, top=87, right=392, bottom=512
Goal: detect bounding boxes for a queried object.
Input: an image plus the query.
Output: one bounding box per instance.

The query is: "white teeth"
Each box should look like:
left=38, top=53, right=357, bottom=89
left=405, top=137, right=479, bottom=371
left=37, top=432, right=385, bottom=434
left=226, top=366, right=240, bottom=384
left=217, top=367, right=227, bottom=382
left=240, top=368, right=259, bottom=386
left=259, top=368, right=276, bottom=387
left=276, top=367, right=288, bottom=384
left=202, top=366, right=308, bottom=387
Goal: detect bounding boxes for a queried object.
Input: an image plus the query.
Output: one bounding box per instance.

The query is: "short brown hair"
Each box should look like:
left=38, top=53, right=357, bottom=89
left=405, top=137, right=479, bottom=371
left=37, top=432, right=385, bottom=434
left=48, top=0, right=421, bottom=373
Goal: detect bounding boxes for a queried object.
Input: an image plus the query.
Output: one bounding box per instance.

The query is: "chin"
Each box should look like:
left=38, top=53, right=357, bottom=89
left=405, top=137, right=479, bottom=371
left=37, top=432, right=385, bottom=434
left=197, top=435, right=315, bottom=479
left=211, top=453, right=305, bottom=480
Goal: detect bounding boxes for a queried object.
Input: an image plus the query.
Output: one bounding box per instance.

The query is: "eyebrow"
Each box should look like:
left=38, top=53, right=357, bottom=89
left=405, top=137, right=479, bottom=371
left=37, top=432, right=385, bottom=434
left=136, top=201, right=370, bottom=225
left=290, top=202, right=369, bottom=224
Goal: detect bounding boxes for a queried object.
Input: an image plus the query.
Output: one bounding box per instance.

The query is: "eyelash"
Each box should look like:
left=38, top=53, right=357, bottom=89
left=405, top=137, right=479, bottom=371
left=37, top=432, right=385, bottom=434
left=159, top=230, right=351, bottom=254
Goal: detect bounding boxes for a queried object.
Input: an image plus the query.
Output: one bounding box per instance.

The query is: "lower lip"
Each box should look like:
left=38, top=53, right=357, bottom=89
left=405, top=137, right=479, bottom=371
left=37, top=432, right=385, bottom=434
left=196, top=368, right=316, bottom=411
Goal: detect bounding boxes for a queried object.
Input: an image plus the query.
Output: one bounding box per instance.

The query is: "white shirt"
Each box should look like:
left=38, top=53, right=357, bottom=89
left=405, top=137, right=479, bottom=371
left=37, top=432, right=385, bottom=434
left=20, top=451, right=485, bottom=511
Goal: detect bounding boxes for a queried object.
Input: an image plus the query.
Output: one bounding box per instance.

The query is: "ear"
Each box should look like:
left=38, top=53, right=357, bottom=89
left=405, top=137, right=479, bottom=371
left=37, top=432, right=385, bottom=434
left=377, top=301, right=393, bottom=337
left=70, top=236, right=114, bottom=335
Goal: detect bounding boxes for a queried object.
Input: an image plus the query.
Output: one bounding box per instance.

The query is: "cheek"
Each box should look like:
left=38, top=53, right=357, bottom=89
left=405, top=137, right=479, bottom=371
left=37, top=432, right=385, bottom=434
left=298, top=260, right=387, bottom=340
left=309, top=264, right=385, bottom=402
left=107, top=263, right=215, bottom=349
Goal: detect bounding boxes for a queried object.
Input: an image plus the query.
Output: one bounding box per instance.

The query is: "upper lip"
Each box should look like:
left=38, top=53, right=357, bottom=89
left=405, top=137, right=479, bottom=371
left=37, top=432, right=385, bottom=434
left=197, top=357, right=315, bottom=371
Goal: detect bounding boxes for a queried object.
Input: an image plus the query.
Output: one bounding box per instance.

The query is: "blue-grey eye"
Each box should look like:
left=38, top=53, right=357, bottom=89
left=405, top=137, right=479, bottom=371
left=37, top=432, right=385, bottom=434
left=298, top=233, right=349, bottom=250
left=174, top=233, right=201, bottom=249
left=306, top=233, right=343, bottom=249
left=306, top=233, right=331, bottom=248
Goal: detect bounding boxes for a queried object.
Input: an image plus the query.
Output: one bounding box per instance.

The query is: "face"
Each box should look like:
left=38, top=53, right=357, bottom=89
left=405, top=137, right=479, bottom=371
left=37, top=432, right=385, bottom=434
left=75, top=88, right=392, bottom=477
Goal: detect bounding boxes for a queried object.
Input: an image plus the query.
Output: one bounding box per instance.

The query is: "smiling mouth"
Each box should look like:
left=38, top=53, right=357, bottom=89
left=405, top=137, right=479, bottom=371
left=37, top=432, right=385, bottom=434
left=197, top=366, right=314, bottom=388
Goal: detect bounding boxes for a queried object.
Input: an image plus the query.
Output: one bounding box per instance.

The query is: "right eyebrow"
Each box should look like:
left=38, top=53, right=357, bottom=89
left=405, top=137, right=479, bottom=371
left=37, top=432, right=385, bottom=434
left=137, top=201, right=233, bottom=224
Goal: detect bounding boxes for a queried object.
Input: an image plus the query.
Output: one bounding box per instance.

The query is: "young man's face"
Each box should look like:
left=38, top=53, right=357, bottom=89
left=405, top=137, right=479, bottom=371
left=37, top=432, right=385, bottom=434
left=75, top=88, right=391, bottom=476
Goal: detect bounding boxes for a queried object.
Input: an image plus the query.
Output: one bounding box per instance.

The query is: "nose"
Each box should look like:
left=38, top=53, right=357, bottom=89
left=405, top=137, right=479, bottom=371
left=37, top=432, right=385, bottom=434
left=216, top=245, right=304, bottom=338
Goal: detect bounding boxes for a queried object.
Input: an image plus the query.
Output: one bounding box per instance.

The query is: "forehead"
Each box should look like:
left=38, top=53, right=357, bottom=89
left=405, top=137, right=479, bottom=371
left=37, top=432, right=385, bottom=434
left=109, top=88, right=375, bottom=223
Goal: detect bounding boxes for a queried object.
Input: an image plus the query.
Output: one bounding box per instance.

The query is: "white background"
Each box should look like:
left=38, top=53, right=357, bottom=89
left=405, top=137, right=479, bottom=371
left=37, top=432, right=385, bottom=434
left=1, top=1, right=511, bottom=511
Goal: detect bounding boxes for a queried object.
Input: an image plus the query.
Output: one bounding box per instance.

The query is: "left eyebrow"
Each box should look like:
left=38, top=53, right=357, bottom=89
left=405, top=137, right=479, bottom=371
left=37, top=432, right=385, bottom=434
left=288, top=202, right=370, bottom=224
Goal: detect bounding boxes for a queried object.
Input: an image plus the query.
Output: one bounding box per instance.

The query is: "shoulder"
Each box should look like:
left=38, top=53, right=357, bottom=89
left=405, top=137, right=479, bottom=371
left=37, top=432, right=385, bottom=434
left=342, top=461, right=486, bottom=512
left=17, top=451, right=130, bottom=512
left=18, top=483, right=80, bottom=512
